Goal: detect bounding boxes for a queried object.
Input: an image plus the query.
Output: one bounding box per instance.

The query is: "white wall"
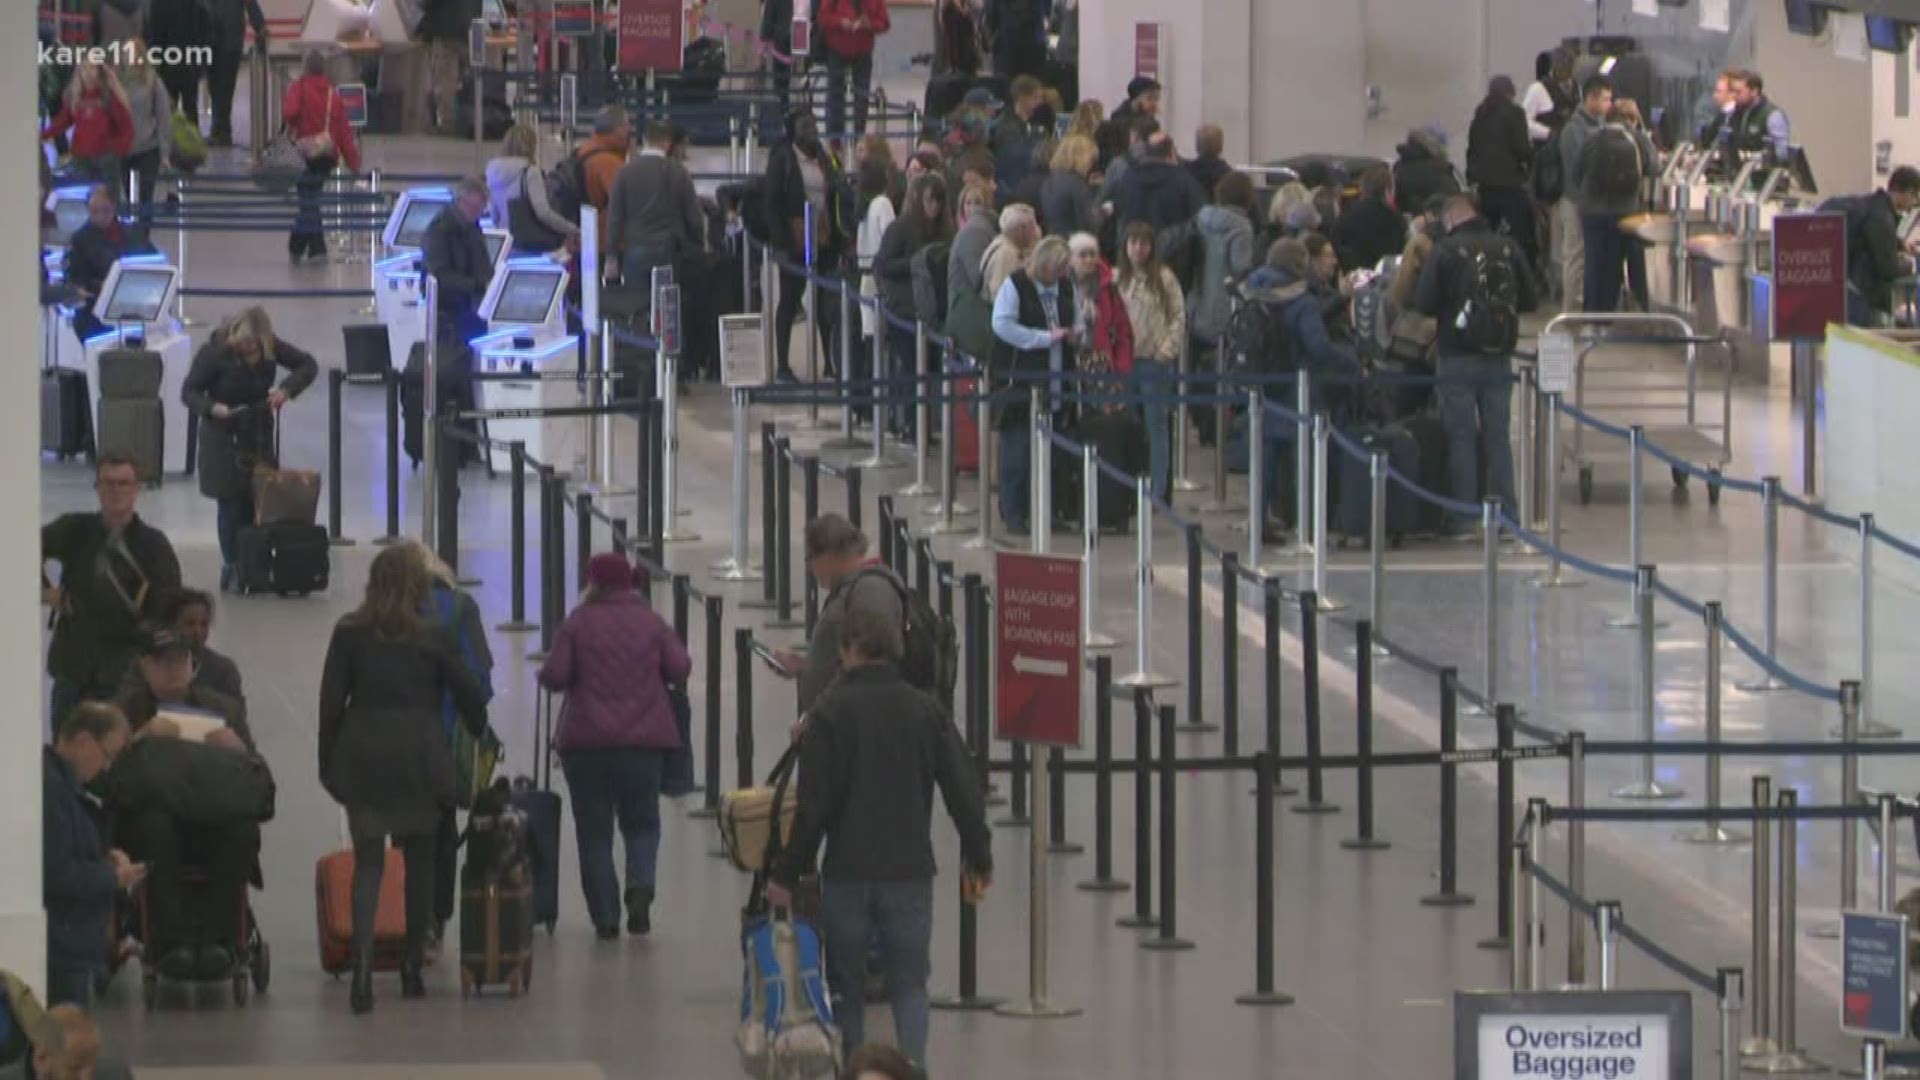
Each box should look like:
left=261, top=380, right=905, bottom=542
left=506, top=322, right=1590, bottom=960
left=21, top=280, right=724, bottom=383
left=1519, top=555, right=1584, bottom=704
left=1754, top=0, right=1873, bottom=197
left=1, top=0, right=46, bottom=996
left=1872, top=39, right=1920, bottom=179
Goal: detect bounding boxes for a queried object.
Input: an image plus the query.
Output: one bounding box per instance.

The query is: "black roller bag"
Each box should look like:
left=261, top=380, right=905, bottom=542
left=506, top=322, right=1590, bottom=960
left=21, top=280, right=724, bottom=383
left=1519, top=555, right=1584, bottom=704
left=1332, top=422, right=1432, bottom=546
left=1066, top=407, right=1146, bottom=532
left=42, top=367, right=91, bottom=459
left=512, top=691, right=565, bottom=932
left=235, top=521, right=330, bottom=597
left=600, top=284, right=656, bottom=402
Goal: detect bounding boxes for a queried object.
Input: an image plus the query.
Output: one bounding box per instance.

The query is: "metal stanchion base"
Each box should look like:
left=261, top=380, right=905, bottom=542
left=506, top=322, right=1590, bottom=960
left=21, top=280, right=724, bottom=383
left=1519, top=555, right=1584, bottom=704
left=850, top=453, right=904, bottom=471
left=1677, top=824, right=1748, bottom=844
left=1253, top=779, right=1303, bottom=797
left=1176, top=721, right=1221, bottom=734
left=1527, top=572, right=1584, bottom=589
left=1172, top=478, right=1204, bottom=493
left=1141, top=936, right=1196, bottom=952
left=1047, top=840, right=1085, bottom=855
left=1737, top=675, right=1793, bottom=693
left=1235, top=990, right=1297, bottom=1007
left=1346, top=642, right=1393, bottom=661
left=1611, top=780, right=1684, bottom=800
left=577, top=483, right=635, bottom=499
left=1085, top=632, right=1121, bottom=652
left=1291, top=801, right=1341, bottom=816
left=661, top=528, right=703, bottom=543
left=1831, top=719, right=1903, bottom=739
left=525, top=649, right=549, bottom=662
left=1743, top=1050, right=1828, bottom=1074
left=926, top=518, right=975, bottom=535
left=925, top=499, right=976, bottom=517
left=1115, top=914, right=1158, bottom=930
left=1078, top=877, right=1129, bottom=893
left=714, top=565, right=764, bottom=582
left=710, top=556, right=762, bottom=571
left=494, top=620, right=538, bottom=633
left=1605, top=612, right=1669, bottom=630
left=1313, top=594, right=1348, bottom=613
left=896, top=481, right=937, bottom=497
left=929, top=993, right=1006, bottom=1012
left=994, top=999, right=1084, bottom=1019
left=993, top=814, right=1031, bottom=829
left=1113, top=672, right=1177, bottom=690
left=330, top=537, right=357, bottom=548
left=373, top=535, right=406, bottom=546
left=1420, top=891, right=1476, bottom=907
left=686, top=807, right=719, bottom=820
left=1742, top=1038, right=1780, bottom=1060
left=1340, top=836, right=1392, bottom=851
left=1476, top=936, right=1510, bottom=951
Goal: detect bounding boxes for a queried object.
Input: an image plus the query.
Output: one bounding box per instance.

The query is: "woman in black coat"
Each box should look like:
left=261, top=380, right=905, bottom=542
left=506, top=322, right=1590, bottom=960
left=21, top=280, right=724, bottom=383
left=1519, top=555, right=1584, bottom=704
left=318, top=545, right=490, bottom=1015
left=180, top=307, right=318, bottom=592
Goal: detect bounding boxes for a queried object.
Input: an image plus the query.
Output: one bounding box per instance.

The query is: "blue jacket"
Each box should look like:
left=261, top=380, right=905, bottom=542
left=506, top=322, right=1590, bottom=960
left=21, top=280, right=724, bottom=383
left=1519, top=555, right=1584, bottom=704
left=41, top=748, right=116, bottom=973
left=1240, top=267, right=1361, bottom=382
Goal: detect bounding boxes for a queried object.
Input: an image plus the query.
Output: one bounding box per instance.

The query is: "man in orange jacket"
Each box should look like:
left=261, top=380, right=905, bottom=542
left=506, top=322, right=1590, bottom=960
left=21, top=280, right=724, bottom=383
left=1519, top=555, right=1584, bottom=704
left=818, top=0, right=890, bottom=149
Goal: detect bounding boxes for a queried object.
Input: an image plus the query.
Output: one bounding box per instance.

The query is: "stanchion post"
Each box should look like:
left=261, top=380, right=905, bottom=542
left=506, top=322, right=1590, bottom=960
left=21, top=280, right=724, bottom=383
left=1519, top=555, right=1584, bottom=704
left=898, top=320, right=935, bottom=496
left=1595, top=900, right=1620, bottom=990
left=1469, top=497, right=1501, bottom=716
left=574, top=490, right=593, bottom=592
left=1207, top=332, right=1239, bottom=514
left=1422, top=669, right=1474, bottom=907
left=1605, top=426, right=1648, bottom=631
left=1171, top=336, right=1199, bottom=492
left=1719, top=969, right=1746, bottom=1080
left=671, top=574, right=691, bottom=643
left=326, top=370, right=352, bottom=546
left=1850, top=513, right=1899, bottom=738
left=378, top=370, right=402, bottom=544
left=1246, top=389, right=1266, bottom=569
left=1115, top=477, right=1173, bottom=689
left=1308, top=415, right=1343, bottom=611
left=1567, top=731, right=1587, bottom=984
left=1117, top=689, right=1156, bottom=930
left=1613, top=565, right=1681, bottom=799
left=688, top=594, right=723, bottom=817
left=846, top=466, right=864, bottom=533
left=497, top=441, right=535, bottom=630
left=966, top=381, right=995, bottom=550
left=1753, top=787, right=1820, bottom=1072
left=1738, top=477, right=1789, bottom=691
left=799, top=450, right=817, bottom=632
left=1045, top=746, right=1078, bottom=855
left=421, top=276, right=440, bottom=547
left=741, top=422, right=778, bottom=607
left=1140, top=703, right=1193, bottom=951
left=927, top=350, right=974, bottom=533
left=1341, top=621, right=1388, bottom=850
left=1362, top=449, right=1389, bottom=656
left=1530, top=390, right=1580, bottom=589
left=1221, top=551, right=1240, bottom=757
left=1261, top=577, right=1298, bottom=797
left=1179, top=527, right=1216, bottom=733
left=1742, top=775, right=1776, bottom=1059
left=1838, top=680, right=1863, bottom=914
left=733, top=629, right=755, bottom=789
left=1511, top=810, right=1534, bottom=989
left=1236, top=750, right=1293, bottom=1006
left=1292, top=591, right=1337, bottom=815
left=716, top=391, right=761, bottom=580
left=1082, top=444, right=1117, bottom=651
left=1479, top=703, right=1517, bottom=950
left=1078, top=656, right=1126, bottom=893
left=1682, top=601, right=1742, bottom=841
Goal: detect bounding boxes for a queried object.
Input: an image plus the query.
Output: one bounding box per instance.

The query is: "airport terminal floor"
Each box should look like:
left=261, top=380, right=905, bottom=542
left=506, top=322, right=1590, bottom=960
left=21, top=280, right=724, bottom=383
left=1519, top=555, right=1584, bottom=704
left=20, top=36, right=1920, bottom=1080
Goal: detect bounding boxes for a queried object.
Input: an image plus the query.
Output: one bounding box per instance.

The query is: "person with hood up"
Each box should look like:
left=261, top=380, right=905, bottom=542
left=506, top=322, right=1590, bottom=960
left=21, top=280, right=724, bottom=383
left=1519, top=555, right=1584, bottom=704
left=1390, top=126, right=1461, bottom=218
left=1466, top=76, right=1536, bottom=270
left=1110, top=132, right=1205, bottom=236
left=1331, top=167, right=1408, bottom=273
left=487, top=123, right=579, bottom=254
left=1237, top=238, right=1363, bottom=536
left=766, top=107, right=853, bottom=381
left=1041, top=134, right=1102, bottom=239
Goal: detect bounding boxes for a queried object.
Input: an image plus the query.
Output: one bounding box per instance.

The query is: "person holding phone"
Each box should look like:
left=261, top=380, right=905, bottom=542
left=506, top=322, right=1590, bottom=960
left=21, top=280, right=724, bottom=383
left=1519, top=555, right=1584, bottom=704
left=766, top=607, right=992, bottom=1073
left=989, top=235, right=1078, bottom=536
left=766, top=515, right=906, bottom=720
left=43, top=702, right=144, bottom=1007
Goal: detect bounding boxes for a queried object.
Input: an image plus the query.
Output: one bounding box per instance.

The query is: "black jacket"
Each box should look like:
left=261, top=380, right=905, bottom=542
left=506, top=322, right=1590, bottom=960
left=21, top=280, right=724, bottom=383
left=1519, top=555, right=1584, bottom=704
left=1392, top=137, right=1462, bottom=217
left=1331, top=195, right=1409, bottom=273
left=1111, top=159, right=1205, bottom=235
left=65, top=222, right=155, bottom=302
left=418, top=0, right=480, bottom=42
left=764, top=139, right=852, bottom=263
left=318, top=621, right=490, bottom=817
left=1837, top=190, right=1910, bottom=317
left=422, top=207, right=493, bottom=323
left=1412, top=217, right=1539, bottom=357
left=989, top=269, right=1075, bottom=429
left=1467, top=95, right=1533, bottom=190
left=180, top=332, right=319, bottom=501
left=42, top=512, right=181, bottom=692
left=194, top=645, right=245, bottom=703
left=42, top=748, right=117, bottom=973
left=1185, top=154, right=1232, bottom=200
left=872, top=216, right=943, bottom=319
left=204, top=0, right=267, bottom=51
left=1039, top=169, right=1097, bottom=238
left=773, top=663, right=991, bottom=887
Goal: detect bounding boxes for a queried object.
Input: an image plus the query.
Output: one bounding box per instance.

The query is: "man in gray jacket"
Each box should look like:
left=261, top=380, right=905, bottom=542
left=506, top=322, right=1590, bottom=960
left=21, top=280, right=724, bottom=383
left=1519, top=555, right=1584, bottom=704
left=605, top=119, right=706, bottom=290
left=1554, top=76, right=1609, bottom=313
left=771, top=514, right=907, bottom=716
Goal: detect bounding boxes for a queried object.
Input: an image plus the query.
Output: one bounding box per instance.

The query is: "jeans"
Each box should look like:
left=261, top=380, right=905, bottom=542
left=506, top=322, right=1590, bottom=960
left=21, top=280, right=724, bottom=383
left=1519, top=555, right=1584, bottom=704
left=887, top=324, right=917, bottom=436
left=1555, top=199, right=1585, bottom=314
left=1581, top=213, right=1628, bottom=314
left=1434, top=353, right=1515, bottom=530
left=621, top=245, right=675, bottom=293
left=45, top=964, right=93, bottom=1009
left=823, top=51, right=874, bottom=144
left=1131, top=359, right=1174, bottom=501
left=998, top=424, right=1029, bottom=531
left=819, top=878, right=934, bottom=1067
left=1624, top=237, right=1650, bottom=312
left=775, top=263, right=838, bottom=380
left=216, top=492, right=256, bottom=575
left=1257, top=426, right=1297, bottom=531
left=291, top=154, right=336, bottom=258
left=560, top=747, right=664, bottom=932
left=351, top=831, right=433, bottom=969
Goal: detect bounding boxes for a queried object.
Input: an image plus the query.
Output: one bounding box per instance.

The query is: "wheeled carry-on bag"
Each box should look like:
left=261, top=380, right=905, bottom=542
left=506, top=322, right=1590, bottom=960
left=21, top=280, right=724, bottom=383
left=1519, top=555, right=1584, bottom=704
left=95, top=398, right=164, bottom=484
left=42, top=367, right=91, bottom=459
left=1333, top=422, right=1440, bottom=544
left=511, top=691, right=564, bottom=932
left=459, top=782, right=535, bottom=997
left=234, top=522, right=330, bottom=597
left=316, top=843, right=407, bottom=976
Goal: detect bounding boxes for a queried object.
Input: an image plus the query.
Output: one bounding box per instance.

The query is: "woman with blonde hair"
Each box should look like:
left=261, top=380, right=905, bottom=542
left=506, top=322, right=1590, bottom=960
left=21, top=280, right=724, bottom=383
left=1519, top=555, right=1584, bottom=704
left=42, top=60, right=133, bottom=182
left=486, top=122, right=577, bottom=254
left=112, top=49, right=172, bottom=229
left=1263, top=180, right=1313, bottom=247
left=1066, top=100, right=1104, bottom=142
left=1041, top=133, right=1100, bottom=238
left=1116, top=220, right=1186, bottom=500
left=181, top=307, right=320, bottom=591
left=320, top=545, right=491, bottom=1013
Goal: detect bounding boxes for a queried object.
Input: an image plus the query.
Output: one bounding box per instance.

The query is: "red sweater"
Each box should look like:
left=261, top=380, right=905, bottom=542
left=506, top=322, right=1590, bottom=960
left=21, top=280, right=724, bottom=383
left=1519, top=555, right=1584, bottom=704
left=818, top=0, right=889, bottom=58
left=44, top=90, right=133, bottom=161
left=281, top=74, right=362, bottom=172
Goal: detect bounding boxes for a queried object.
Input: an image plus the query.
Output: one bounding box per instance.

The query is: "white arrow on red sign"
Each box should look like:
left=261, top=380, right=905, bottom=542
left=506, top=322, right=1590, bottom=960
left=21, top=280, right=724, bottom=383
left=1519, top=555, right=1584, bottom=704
left=1011, top=655, right=1070, bottom=678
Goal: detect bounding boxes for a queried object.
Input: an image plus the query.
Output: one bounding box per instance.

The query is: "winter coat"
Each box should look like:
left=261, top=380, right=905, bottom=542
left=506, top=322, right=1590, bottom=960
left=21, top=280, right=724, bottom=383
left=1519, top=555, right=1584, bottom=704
left=1110, top=159, right=1205, bottom=235
left=42, top=748, right=117, bottom=973
left=1185, top=155, right=1232, bottom=201
left=818, top=0, right=890, bottom=59
left=948, top=207, right=999, bottom=305
left=1331, top=195, right=1410, bottom=273
left=1071, top=261, right=1135, bottom=374
left=765, top=139, right=852, bottom=261
left=204, top=0, right=267, bottom=50
left=872, top=215, right=945, bottom=320
left=1189, top=205, right=1255, bottom=339
left=538, top=591, right=692, bottom=752
left=1466, top=94, right=1532, bottom=190
left=423, top=206, right=493, bottom=322
left=147, top=0, right=208, bottom=50
left=41, top=512, right=180, bottom=692
left=1411, top=217, right=1539, bottom=357
left=485, top=155, right=579, bottom=248
left=65, top=220, right=155, bottom=300
left=1039, top=169, right=1098, bottom=238
left=180, top=332, right=319, bottom=500
left=120, top=77, right=172, bottom=159
left=44, top=89, right=134, bottom=163
left=1239, top=266, right=1362, bottom=389
left=116, top=681, right=254, bottom=750
left=575, top=134, right=629, bottom=252
left=282, top=73, right=361, bottom=171
left=1117, top=266, right=1185, bottom=362
left=418, top=0, right=480, bottom=43
left=1391, top=132, right=1462, bottom=216
left=318, top=621, right=490, bottom=817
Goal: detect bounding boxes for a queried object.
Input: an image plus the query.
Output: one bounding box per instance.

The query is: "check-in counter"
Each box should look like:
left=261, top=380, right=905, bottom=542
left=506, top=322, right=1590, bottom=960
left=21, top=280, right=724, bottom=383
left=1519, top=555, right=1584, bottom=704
left=1823, top=325, right=1920, bottom=587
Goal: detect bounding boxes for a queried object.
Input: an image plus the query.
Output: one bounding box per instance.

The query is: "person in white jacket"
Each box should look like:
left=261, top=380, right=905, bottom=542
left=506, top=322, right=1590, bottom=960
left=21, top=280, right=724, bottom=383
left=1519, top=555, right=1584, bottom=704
left=484, top=124, right=580, bottom=254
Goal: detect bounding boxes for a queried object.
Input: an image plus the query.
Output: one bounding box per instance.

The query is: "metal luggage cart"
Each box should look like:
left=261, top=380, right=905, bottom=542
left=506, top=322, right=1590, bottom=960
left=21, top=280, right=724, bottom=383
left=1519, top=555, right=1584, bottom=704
left=1545, top=312, right=1734, bottom=505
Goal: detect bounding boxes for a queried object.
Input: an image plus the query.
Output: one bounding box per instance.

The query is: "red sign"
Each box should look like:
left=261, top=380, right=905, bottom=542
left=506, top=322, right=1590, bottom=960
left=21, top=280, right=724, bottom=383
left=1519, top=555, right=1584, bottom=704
left=1772, top=212, right=1848, bottom=341
left=1133, top=23, right=1162, bottom=81
left=790, top=16, right=811, bottom=56
left=618, top=0, right=684, bottom=72
left=995, top=552, right=1084, bottom=747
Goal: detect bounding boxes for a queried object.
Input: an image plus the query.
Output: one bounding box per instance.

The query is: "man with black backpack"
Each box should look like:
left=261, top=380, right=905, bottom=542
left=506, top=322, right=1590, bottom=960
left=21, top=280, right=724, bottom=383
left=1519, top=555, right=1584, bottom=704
left=1564, top=76, right=1645, bottom=314
left=1413, top=193, right=1538, bottom=538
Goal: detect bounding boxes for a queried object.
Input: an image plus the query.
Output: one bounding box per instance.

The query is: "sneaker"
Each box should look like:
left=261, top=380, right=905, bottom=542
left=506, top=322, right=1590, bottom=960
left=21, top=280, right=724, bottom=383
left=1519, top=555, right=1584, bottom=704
left=625, top=886, right=653, bottom=936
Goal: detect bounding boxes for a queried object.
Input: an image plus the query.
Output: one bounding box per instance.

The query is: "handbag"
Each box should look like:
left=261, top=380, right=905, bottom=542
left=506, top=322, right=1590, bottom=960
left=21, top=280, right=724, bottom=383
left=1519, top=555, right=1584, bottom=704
left=661, top=684, right=696, bottom=798
left=297, top=87, right=337, bottom=160
left=254, top=129, right=306, bottom=192
left=718, top=747, right=800, bottom=873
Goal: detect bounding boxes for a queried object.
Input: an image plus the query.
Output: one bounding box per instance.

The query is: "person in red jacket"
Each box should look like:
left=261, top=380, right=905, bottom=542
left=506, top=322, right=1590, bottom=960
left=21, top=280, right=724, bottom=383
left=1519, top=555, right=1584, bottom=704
left=282, top=51, right=364, bottom=264
left=42, top=61, right=134, bottom=183
left=818, top=0, right=890, bottom=150
left=1067, top=231, right=1135, bottom=375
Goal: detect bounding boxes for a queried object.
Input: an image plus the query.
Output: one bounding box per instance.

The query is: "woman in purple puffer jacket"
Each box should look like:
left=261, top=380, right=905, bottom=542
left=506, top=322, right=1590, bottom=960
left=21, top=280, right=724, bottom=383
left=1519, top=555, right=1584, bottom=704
left=537, top=552, right=691, bottom=940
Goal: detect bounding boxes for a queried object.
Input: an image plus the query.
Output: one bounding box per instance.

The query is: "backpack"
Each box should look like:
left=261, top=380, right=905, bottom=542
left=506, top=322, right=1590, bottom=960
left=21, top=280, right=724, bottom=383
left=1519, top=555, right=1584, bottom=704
left=1155, top=218, right=1205, bottom=295
left=1534, top=125, right=1566, bottom=202
left=509, top=163, right=567, bottom=253
left=1579, top=124, right=1643, bottom=206
left=548, top=146, right=618, bottom=225
left=736, top=913, right=841, bottom=1079
left=837, top=568, right=959, bottom=704
left=1227, top=291, right=1294, bottom=375
left=1454, top=242, right=1522, bottom=358
left=912, top=240, right=952, bottom=327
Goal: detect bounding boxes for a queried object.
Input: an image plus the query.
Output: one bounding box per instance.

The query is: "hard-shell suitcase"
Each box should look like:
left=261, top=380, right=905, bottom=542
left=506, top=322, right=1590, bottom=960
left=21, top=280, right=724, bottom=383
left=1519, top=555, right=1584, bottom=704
left=43, top=367, right=91, bottom=459
left=95, top=397, right=164, bottom=483
left=235, top=522, right=330, bottom=596
left=316, top=846, right=406, bottom=975
left=97, top=347, right=164, bottom=399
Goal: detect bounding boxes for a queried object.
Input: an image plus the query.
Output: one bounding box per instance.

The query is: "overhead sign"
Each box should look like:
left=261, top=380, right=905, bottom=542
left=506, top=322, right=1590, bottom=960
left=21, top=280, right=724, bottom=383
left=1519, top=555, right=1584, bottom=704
left=1772, top=211, right=1848, bottom=341
left=1536, top=331, right=1575, bottom=395
left=1842, top=910, right=1909, bottom=1039
left=720, top=314, right=768, bottom=387
left=656, top=284, right=682, bottom=357
left=550, top=0, right=595, bottom=36
left=337, top=83, right=368, bottom=129
left=618, top=0, right=684, bottom=72
left=469, top=17, right=489, bottom=69
left=994, top=551, right=1084, bottom=747
left=1133, top=23, right=1164, bottom=82
left=1454, top=991, right=1692, bottom=1080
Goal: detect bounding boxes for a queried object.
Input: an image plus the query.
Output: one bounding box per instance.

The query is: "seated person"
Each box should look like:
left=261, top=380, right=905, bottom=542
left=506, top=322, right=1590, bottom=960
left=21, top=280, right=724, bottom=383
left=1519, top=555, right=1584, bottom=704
left=154, top=588, right=243, bottom=706
left=111, top=629, right=258, bottom=982
left=63, top=185, right=155, bottom=344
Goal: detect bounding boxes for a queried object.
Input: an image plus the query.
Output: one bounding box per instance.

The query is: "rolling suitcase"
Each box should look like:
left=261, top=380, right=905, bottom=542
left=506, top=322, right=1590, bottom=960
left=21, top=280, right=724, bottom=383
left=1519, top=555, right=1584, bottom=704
left=97, top=348, right=164, bottom=399
left=42, top=367, right=91, bottom=459
left=1071, top=408, right=1147, bottom=531
left=95, top=398, right=164, bottom=484
left=1332, top=423, right=1432, bottom=544
left=234, top=522, right=330, bottom=597
left=316, top=845, right=407, bottom=976
left=953, top=376, right=980, bottom=474
left=458, top=784, right=534, bottom=997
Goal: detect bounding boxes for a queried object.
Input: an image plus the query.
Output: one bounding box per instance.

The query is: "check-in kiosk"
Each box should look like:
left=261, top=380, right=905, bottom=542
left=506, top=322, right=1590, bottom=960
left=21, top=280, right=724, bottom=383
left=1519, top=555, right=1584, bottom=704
left=42, top=185, right=95, bottom=366
left=63, top=256, right=195, bottom=473
left=470, top=259, right=581, bottom=473
left=373, top=187, right=511, bottom=370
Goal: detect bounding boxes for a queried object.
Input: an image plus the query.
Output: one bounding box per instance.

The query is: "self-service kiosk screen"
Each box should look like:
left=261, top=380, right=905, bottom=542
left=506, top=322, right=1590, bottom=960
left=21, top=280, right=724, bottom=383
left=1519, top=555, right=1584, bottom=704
left=485, top=233, right=509, bottom=265
left=100, top=268, right=172, bottom=323
left=394, top=198, right=450, bottom=249
left=493, top=271, right=562, bottom=325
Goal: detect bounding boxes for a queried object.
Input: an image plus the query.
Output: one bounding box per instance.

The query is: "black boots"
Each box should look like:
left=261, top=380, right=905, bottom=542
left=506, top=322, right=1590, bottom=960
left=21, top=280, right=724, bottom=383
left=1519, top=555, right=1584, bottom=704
left=349, top=950, right=373, bottom=1015
left=625, top=886, right=654, bottom=936
left=400, top=964, right=426, bottom=1000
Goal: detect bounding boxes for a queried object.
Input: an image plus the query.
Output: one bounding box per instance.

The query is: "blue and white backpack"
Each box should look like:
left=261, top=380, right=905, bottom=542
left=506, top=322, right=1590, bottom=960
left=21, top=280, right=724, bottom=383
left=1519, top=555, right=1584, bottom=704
left=737, top=913, right=841, bottom=1079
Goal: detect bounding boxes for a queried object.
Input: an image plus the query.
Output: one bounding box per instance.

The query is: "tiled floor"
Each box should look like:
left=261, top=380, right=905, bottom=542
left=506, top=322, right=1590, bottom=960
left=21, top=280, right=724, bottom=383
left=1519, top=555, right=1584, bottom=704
left=38, top=86, right=1915, bottom=1079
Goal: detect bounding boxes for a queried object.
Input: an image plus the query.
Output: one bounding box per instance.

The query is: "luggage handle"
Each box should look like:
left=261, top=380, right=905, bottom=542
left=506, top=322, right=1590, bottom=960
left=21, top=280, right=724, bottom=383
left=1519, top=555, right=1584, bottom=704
left=757, top=745, right=801, bottom=874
